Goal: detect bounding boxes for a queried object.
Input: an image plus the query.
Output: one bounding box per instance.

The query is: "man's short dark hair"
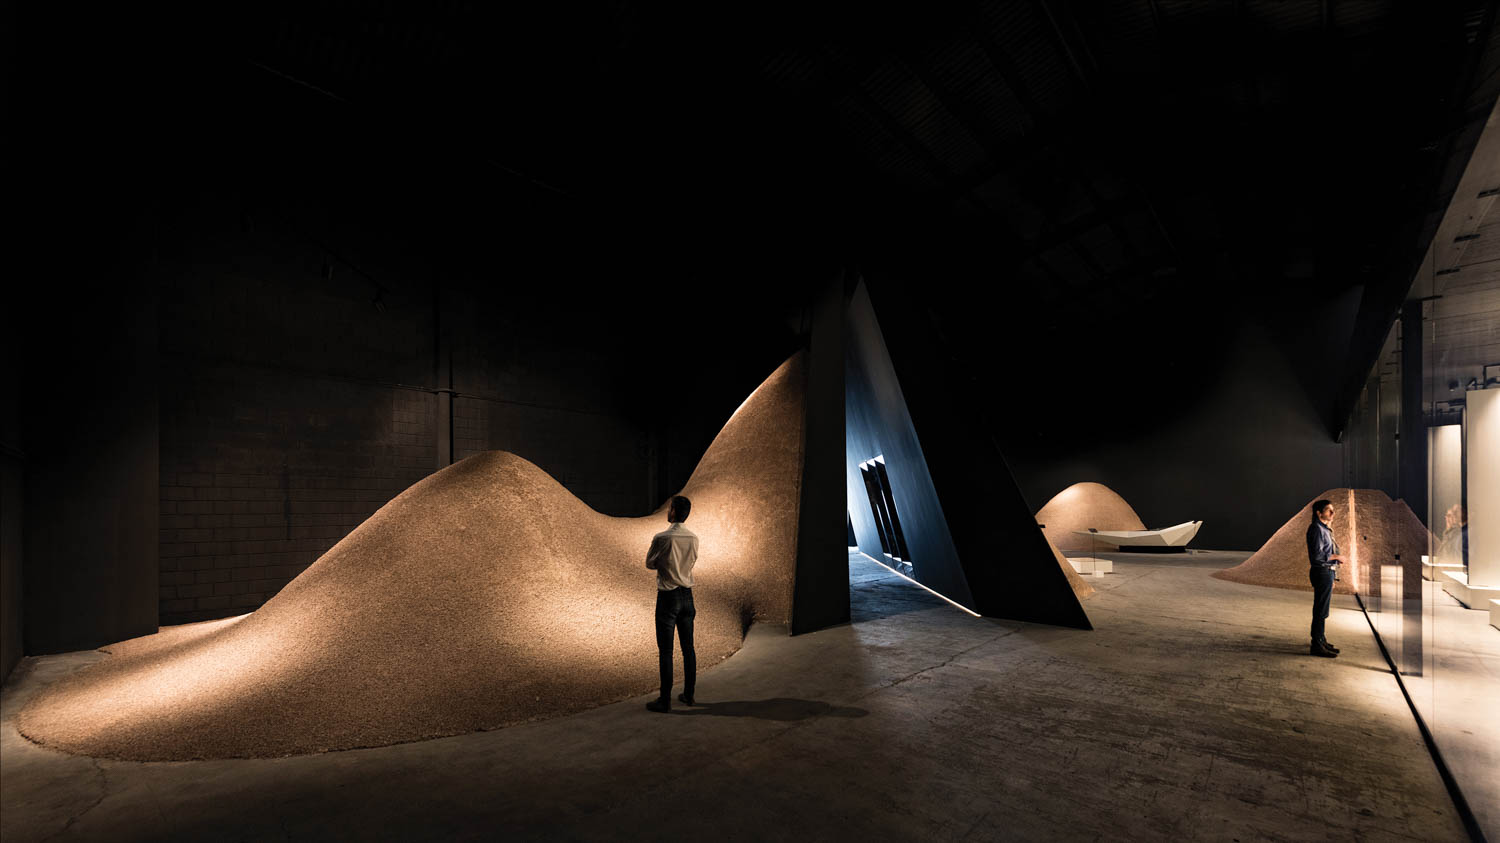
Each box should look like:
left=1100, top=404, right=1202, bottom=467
left=1312, top=499, right=1333, bottom=520
left=670, top=495, right=692, bottom=522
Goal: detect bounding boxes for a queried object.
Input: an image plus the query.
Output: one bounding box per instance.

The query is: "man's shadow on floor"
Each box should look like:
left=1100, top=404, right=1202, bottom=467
left=1236, top=643, right=1391, bottom=672
left=673, top=698, right=868, bottom=721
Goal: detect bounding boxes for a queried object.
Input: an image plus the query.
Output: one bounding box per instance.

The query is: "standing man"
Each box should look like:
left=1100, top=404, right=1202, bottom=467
left=645, top=495, right=698, bottom=713
left=1305, top=499, right=1344, bottom=658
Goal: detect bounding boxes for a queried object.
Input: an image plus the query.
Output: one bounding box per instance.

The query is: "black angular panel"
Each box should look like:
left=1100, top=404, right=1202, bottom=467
left=845, top=277, right=1090, bottom=629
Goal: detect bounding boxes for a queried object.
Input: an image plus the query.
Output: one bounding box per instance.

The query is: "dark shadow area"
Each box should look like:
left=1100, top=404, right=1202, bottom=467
left=674, top=698, right=868, bottom=721
left=1236, top=643, right=1333, bottom=658
left=849, top=554, right=951, bottom=623
left=1211, top=639, right=1387, bottom=671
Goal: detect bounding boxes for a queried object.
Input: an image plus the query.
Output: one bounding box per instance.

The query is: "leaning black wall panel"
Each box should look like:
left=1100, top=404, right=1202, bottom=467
left=846, top=281, right=977, bottom=610
left=854, top=276, right=1089, bottom=629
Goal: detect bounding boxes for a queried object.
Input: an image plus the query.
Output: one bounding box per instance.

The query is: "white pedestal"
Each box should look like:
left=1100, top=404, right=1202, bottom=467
left=1422, top=557, right=1465, bottom=581
left=1430, top=426, right=1463, bottom=537
left=1067, top=557, right=1113, bottom=575
left=1491, top=599, right=1500, bottom=631
left=1440, top=570, right=1500, bottom=609
left=1465, top=390, right=1499, bottom=601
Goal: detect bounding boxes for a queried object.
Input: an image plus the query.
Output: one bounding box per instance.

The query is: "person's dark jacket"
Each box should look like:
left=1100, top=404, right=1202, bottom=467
left=1306, top=520, right=1339, bottom=568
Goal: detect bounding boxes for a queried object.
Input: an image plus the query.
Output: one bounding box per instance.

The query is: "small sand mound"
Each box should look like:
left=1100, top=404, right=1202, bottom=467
left=1034, top=482, right=1147, bottom=553
left=17, top=355, right=808, bottom=760
left=1214, top=489, right=1431, bottom=597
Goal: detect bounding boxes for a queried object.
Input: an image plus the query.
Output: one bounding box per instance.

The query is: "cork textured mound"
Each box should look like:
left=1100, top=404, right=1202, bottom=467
left=17, top=355, right=807, bottom=760
left=1045, top=536, right=1096, bottom=601
left=1034, top=482, right=1147, bottom=553
left=1213, top=489, right=1431, bottom=597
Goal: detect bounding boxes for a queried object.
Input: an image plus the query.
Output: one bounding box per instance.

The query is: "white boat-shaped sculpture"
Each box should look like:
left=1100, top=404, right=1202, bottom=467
left=1072, top=520, right=1202, bottom=551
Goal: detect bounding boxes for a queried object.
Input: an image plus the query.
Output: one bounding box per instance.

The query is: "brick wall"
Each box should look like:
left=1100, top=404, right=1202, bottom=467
left=158, top=364, right=436, bottom=623
left=445, top=285, right=654, bottom=516
left=452, top=397, right=649, bottom=516
left=154, top=197, right=655, bottom=625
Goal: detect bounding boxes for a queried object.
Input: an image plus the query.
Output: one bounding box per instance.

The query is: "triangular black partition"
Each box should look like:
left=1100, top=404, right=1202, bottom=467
left=844, top=276, right=1091, bottom=629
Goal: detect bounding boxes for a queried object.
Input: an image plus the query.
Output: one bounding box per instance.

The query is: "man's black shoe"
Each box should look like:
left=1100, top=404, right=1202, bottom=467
left=646, top=698, right=671, bottom=713
left=677, top=693, right=696, bottom=706
left=1321, top=639, right=1340, bottom=654
left=1310, top=641, right=1337, bottom=658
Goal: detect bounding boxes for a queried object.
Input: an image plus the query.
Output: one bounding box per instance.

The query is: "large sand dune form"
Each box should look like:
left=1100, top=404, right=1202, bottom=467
left=1035, top=482, right=1147, bottom=554
left=18, top=355, right=808, bottom=760
left=1214, top=489, right=1431, bottom=597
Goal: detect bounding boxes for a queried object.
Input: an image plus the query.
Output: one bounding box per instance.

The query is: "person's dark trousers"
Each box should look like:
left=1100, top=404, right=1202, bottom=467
left=655, top=586, right=696, bottom=702
left=1309, top=566, right=1334, bottom=642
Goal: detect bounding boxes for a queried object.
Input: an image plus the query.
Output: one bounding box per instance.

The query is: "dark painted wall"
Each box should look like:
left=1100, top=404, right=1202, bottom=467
left=21, top=276, right=161, bottom=655
left=1007, top=319, right=1344, bottom=552
left=13, top=14, right=165, bottom=654
left=1, top=408, right=21, bottom=681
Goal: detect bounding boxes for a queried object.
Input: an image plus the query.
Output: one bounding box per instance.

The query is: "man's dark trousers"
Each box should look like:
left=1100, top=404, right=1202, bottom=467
left=655, top=586, right=696, bottom=702
left=1309, top=566, right=1334, bottom=642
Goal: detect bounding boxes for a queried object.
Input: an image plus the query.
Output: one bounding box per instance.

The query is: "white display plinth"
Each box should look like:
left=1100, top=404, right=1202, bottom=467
left=1466, top=389, right=1499, bottom=590
left=1423, top=557, right=1466, bottom=581
left=1440, top=569, right=1500, bottom=610
left=1429, top=425, right=1463, bottom=542
left=1066, top=557, right=1112, bottom=575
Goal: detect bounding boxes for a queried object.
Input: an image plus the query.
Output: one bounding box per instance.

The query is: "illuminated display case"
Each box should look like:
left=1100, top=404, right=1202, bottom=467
left=1341, top=130, right=1500, bottom=837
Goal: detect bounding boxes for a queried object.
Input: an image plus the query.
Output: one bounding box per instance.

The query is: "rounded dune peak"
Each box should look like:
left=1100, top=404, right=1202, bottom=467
left=1034, top=482, right=1147, bottom=553
left=17, top=354, right=809, bottom=761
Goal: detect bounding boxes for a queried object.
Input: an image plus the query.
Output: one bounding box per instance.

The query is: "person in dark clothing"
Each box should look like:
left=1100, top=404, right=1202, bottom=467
left=1305, top=499, right=1345, bottom=658
left=644, top=495, right=698, bottom=713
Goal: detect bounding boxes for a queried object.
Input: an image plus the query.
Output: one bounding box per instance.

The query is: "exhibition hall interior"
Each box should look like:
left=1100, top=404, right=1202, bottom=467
left=5, top=1, right=1500, bottom=840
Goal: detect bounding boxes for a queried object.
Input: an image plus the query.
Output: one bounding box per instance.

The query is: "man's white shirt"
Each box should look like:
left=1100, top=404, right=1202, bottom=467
left=646, top=522, right=698, bottom=591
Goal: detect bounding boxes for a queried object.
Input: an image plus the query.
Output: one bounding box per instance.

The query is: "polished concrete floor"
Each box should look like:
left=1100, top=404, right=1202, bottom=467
left=0, top=551, right=1468, bottom=842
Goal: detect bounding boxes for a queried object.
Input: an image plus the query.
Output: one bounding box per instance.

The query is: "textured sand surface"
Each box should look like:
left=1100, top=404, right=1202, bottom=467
left=1214, top=489, right=1431, bottom=597
left=1046, top=535, right=1096, bottom=600
left=1034, top=482, right=1147, bottom=553
left=17, top=355, right=808, bottom=760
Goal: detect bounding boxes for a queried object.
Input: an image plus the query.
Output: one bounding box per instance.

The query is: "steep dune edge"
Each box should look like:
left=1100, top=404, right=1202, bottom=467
left=17, top=354, right=807, bottom=760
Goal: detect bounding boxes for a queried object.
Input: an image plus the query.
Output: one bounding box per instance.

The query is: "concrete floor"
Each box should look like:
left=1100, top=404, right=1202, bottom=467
left=0, top=551, right=1468, bottom=842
